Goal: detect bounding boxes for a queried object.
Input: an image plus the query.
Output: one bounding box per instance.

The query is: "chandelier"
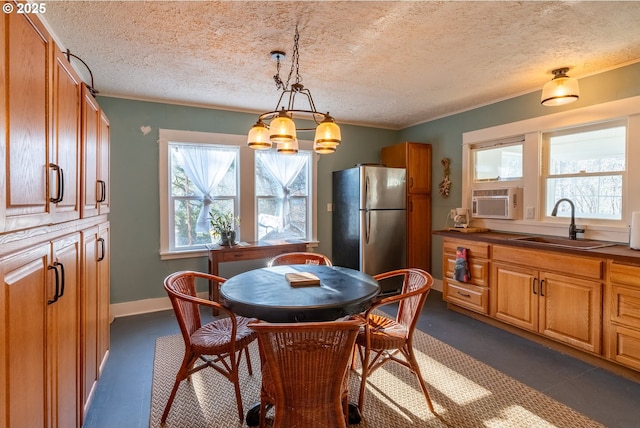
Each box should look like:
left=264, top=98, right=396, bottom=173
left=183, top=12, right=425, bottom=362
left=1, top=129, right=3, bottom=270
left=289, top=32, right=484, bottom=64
left=247, top=27, right=341, bottom=155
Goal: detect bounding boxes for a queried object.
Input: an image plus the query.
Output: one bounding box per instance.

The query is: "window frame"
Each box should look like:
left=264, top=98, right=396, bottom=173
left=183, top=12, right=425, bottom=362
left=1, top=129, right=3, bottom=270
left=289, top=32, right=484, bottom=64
left=541, top=120, right=627, bottom=224
left=158, top=129, right=319, bottom=259
left=462, top=95, right=640, bottom=244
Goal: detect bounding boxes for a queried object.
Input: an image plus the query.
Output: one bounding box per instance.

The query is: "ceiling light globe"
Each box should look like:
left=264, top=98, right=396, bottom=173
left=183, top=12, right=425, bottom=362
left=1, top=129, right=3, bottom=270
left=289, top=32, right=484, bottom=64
left=314, top=114, right=341, bottom=150
left=270, top=109, right=297, bottom=144
left=247, top=120, right=272, bottom=149
left=541, top=70, right=580, bottom=106
left=277, top=139, right=299, bottom=155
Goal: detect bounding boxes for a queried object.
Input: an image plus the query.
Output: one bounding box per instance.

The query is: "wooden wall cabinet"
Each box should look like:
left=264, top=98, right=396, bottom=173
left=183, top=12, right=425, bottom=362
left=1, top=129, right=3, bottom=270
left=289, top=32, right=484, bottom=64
left=0, top=233, right=81, bottom=428
left=381, top=142, right=432, bottom=271
left=491, top=245, right=603, bottom=354
left=1, top=11, right=52, bottom=232
left=442, top=238, right=490, bottom=315
left=81, top=222, right=110, bottom=417
left=1, top=8, right=110, bottom=427
left=81, top=88, right=110, bottom=218
left=607, top=262, right=640, bottom=371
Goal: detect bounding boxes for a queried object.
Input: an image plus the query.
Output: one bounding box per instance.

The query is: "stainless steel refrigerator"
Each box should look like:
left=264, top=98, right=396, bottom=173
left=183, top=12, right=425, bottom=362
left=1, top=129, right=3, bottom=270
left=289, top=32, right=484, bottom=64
left=332, top=165, right=407, bottom=294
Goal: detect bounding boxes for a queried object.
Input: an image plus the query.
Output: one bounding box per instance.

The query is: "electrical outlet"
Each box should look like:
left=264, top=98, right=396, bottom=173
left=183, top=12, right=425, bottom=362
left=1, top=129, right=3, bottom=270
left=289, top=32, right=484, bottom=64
left=327, top=203, right=333, bottom=212
left=525, top=206, right=535, bottom=219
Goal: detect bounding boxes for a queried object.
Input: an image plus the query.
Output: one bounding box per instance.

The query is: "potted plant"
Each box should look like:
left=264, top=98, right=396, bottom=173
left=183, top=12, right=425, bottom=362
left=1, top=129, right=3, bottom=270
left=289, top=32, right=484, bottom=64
left=209, top=209, right=240, bottom=246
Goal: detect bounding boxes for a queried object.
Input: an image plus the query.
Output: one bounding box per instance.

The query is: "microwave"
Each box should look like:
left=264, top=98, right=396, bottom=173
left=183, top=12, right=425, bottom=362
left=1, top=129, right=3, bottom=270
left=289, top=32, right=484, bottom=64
left=471, top=188, right=522, bottom=219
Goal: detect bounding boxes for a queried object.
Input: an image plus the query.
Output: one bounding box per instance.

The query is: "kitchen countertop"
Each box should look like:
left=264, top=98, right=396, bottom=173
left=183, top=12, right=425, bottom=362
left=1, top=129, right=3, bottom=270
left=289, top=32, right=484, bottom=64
left=433, top=229, right=640, bottom=266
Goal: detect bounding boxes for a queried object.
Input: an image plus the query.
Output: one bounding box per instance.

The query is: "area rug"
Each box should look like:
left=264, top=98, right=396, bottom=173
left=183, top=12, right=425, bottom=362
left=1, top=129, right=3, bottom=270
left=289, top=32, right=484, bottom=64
left=150, top=325, right=604, bottom=428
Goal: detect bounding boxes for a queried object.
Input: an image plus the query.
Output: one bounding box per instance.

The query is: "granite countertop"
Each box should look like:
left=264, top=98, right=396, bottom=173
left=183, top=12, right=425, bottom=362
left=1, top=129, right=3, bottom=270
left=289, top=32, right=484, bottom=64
left=433, top=229, right=640, bottom=266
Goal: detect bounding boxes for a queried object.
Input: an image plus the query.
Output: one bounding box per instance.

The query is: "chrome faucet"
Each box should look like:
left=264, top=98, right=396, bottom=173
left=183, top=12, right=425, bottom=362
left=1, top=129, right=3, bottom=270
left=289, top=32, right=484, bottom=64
left=551, top=198, right=585, bottom=240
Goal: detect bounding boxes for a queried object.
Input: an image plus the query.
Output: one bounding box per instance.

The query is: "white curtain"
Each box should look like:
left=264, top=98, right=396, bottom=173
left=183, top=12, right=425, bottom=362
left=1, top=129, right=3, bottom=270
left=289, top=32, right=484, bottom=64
left=258, top=151, right=307, bottom=232
left=175, top=145, right=235, bottom=233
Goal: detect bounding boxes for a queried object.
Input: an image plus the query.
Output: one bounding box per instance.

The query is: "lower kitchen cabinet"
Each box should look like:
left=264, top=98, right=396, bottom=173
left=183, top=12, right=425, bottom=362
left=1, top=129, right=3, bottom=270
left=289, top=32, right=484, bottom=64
left=442, top=238, right=490, bottom=314
left=608, top=262, right=640, bottom=370
left=81, top=222, right=110, bottom=417
left=0, top=233, right=81, bottom=428
left=491, top=245, right=603, bottom=354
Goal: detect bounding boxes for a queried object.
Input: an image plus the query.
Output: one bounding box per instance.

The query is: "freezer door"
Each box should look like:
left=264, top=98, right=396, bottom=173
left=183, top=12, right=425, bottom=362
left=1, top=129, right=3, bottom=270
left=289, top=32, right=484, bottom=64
left=360, top=209, right=406, bottom=277
left=361, top=166, right=406, bottom=210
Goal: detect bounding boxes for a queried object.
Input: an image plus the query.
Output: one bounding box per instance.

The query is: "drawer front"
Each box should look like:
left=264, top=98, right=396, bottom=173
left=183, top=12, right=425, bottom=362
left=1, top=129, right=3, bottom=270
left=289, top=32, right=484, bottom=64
left=218, top=245, right=305, bottom=262
left=493, top=245, right=603, bottom=280
left=608, top=324, right=640, bottom=371
left=610, top=284, right=640, bottom=327
left=443, top=239, right=490, bottom=259
left=444, top=280, right=489, bottom=314
left=444, top=256, right=489, bottom=287
left=610, top=263, right=640, bottom=287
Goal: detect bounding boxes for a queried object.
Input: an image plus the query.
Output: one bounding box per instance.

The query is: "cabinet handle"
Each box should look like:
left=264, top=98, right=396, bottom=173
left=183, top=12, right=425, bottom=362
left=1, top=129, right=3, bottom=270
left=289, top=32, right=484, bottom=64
left=97, top=180, right=107, bottom=203
left=410, top=177, right=414, bottom=189
left=97, top=237, right=106, bottom=262
left=539, top=279, right=545, bottom=297
left=49, top=163, right=64, bottom=203
left=532, top=277, right=538, bottom=295
left=457, top=291, right=471, bottom=298
left=47, top=262, right=62, bottom=304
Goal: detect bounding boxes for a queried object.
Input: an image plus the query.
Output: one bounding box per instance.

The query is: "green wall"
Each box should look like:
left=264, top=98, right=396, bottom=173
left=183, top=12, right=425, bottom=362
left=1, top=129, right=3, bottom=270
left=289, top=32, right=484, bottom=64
left=99, top=61, right=640, bottom=305
left=398, top=62, right=640, bottom=280
left=96, top=98, right=398, bottom=303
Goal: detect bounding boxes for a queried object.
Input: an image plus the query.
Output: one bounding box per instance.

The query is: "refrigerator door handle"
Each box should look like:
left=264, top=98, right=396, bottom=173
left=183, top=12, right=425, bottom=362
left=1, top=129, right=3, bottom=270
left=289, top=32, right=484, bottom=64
left=364, top=175, right=370, bottom=210
left=365, top=209, right=371, bottom=243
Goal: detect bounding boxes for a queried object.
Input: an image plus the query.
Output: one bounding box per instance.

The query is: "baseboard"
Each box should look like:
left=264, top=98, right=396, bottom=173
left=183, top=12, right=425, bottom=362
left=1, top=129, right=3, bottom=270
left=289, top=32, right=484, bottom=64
left=432, top=278, right=443, bottom=292
left=110, top=291, right=208, bottom=320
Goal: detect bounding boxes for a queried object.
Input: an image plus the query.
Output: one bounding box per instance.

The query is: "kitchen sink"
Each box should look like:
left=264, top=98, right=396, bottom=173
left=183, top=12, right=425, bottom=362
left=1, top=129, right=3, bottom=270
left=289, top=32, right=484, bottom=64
left=509, top=235, right=617, bottom=250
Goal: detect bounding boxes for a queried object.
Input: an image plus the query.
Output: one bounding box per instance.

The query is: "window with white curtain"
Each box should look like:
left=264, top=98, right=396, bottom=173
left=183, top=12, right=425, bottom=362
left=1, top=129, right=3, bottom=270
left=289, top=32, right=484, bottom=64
left=158, top=129, right=318, bottom=258
left=255, top=150, right=311, bottom=240
left=169, top=143, right=239, bottom=249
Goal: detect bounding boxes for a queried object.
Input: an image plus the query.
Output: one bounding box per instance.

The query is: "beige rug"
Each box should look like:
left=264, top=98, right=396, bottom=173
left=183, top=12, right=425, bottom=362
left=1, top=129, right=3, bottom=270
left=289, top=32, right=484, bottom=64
left=150, top=326, right=604, bottom=428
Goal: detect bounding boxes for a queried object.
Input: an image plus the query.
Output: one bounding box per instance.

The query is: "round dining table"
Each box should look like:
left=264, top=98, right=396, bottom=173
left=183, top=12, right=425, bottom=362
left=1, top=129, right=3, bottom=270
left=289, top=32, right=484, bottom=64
left=220, top=264, right=380, bottom=323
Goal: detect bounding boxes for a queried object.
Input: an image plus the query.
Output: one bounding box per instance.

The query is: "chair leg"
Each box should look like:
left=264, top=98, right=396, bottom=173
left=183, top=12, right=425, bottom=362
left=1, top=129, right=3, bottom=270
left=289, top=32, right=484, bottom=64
left=407, top=347, right=435, bottom=414
left=230, top=358, right=245, bottom=422
left=357, top=344, right=370, bottom=411
left=161, top=352, right=198, bottom=423
left=244, top=345, right=253, bottom=375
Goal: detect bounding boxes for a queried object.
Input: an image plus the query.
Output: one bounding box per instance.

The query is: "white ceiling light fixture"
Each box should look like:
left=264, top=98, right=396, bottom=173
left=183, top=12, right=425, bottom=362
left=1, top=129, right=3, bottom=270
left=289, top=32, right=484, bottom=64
left=541, top=67, right=580, bottom=106
left=247, top=26, right=341, bottom=155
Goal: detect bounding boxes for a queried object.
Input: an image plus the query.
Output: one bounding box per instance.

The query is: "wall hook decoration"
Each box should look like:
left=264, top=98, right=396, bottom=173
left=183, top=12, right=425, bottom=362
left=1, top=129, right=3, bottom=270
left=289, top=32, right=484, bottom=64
left=439, top=158, right=451, bottom=198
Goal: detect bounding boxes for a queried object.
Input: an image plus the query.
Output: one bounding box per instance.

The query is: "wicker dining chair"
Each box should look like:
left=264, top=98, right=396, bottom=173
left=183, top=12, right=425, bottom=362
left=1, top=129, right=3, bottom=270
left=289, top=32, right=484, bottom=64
left=161, top=271, right=257, bottom=424
left=250, top=318, right=364, bottom=428
left=267, top=251, right=332, bottom=267
left=353, top=268, right=436, bottom=414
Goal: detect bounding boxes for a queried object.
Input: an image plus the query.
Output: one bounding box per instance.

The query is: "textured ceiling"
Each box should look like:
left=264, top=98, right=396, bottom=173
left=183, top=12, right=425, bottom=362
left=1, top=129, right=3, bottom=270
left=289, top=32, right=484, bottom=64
left=41, top=1, right=640, bottom=129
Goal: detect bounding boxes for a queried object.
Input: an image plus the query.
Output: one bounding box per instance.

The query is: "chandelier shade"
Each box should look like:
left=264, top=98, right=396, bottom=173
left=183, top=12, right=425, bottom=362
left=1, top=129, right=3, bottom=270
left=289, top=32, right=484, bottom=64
left=277, top=139, right=299, bottom=154
left=541, top=68, right=580, bottom=106
left=247, top=27, right=341, bottom=154
left=247, top=119, right=272, bottom=149
left=269, top=109, right=297, bottom=143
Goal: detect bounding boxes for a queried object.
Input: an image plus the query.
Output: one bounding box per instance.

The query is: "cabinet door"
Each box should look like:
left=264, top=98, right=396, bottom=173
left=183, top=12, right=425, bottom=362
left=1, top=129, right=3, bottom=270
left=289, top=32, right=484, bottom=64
left=51, top=44, right=82, bottom=224
left=81, top=225, right=99, bottom=415
left=48, top=234, right=81, bottom=428
left=0, top=12, right=53, bottom=232
left=407, top=193, right=431, bottom=271
left=97, top=222, right=110, bottom=371
left=98, top=112, right=110, bottom=214
left=539, top=272, right=602, bottom=354
left=491, top=262, right=538, bottom=331
left=81, top=87, right=100, bottom=218
left=406, top=143, right=431, bottom=193
left=0, top=243, right=50, bottom=428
